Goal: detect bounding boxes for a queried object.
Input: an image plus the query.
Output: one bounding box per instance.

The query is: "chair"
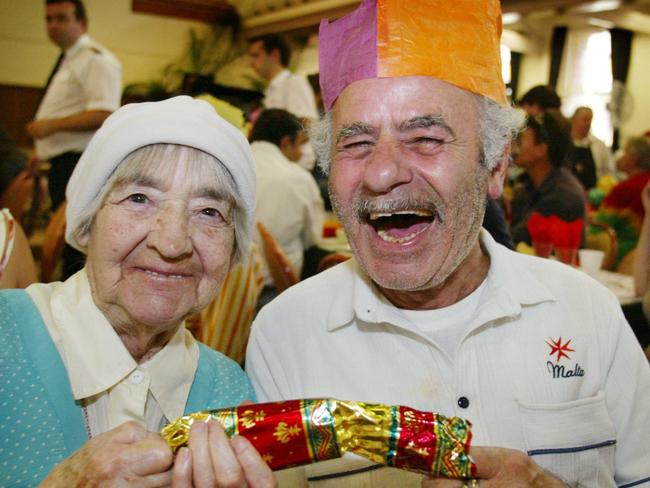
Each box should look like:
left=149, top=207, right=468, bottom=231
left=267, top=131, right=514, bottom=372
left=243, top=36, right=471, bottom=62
left=0, top=170, right=35, bottom=228
left=616, top=247, right=637, bottom=276
left=190, top=244, right=265, bottom=364
left=586, top=219, right=618, bottom=271
left=256, top=222, right=298, bottom=293
left=40, top=202, right=67, bottom=282
left=317, top=252, right=351, bottom=273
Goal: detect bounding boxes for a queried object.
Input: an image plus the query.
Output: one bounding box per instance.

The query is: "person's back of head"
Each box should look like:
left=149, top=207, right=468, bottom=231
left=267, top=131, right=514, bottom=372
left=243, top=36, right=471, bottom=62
left=519, top=85, right=561, bottom=115
left=250, top=109, right=302, bottom=148
left=526, top=112, right=572, bottom=168
left=249, top=33, right=291, bottom=68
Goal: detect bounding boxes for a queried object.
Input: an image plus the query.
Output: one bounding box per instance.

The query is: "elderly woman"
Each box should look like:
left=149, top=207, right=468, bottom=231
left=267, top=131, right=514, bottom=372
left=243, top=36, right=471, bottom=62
left=0, top=97, right=275, bottom=487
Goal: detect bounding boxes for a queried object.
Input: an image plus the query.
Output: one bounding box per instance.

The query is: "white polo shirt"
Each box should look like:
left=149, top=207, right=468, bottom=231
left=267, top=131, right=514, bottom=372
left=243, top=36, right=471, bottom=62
left=247, top=231, right=650, bottom=487
left=251, top=141, right=324, bottom=284
left=35, top=34, right=122, bottom=160
left=263, top=69, right=318, bottom=121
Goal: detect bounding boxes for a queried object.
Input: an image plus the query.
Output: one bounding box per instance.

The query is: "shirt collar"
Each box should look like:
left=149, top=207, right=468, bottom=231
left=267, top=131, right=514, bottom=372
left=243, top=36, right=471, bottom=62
left=325, top=230, right=555, bottom=333
left=268, top=69, right=291, bottom=89
left=140, top=326, right=198, bottom=423
left=51, top=269, right=198, bottom=407
left=250, top=140, right=291, bottom=167
left=64, top=33, right=90, bottom=58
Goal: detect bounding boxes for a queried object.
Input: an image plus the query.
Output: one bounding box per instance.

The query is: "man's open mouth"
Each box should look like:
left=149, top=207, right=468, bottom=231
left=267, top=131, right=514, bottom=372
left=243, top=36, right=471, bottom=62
left=367, top=209, right=435, bottom=244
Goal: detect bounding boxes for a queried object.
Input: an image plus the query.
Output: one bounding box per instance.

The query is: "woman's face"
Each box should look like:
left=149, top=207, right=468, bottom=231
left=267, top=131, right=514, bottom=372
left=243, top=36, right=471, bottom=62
left=79, top=157, right=236, bottom=332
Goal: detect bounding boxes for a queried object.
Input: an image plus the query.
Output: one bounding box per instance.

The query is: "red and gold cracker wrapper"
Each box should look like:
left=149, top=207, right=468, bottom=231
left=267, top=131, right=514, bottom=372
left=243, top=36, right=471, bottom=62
left=161, top=399, right=475, bottom=478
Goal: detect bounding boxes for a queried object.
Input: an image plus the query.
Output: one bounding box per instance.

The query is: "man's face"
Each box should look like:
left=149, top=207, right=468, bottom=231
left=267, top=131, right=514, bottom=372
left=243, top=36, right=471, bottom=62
left=571, top=109, right=592, bottom=139
left=514, top=128, right=543, bottom=169
left=329, top=76, right=498, bottom=294
left=46, top=2, right=85, bottom=49
left=248, top=41, right=275, bottom=81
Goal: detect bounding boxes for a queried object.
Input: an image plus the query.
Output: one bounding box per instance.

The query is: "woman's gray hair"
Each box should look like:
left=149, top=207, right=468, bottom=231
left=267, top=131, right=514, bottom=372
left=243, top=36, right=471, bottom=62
left=72, top=143, right=249, bottom=263
left=311, top=94, right=524, bottom=174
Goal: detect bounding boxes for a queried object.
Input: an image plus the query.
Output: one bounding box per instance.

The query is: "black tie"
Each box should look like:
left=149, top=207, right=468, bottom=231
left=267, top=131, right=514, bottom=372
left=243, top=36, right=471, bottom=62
left=43, top=52, right=64, bottom=93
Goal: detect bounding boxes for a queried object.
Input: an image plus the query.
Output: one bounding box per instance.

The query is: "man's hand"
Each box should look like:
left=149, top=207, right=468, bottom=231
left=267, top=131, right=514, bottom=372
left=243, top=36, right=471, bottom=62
left=172, top=421, right=277, bottom=488
left=41, top=421, right=173, bottom=487
left=26, top=119, right=55, bottom=139
left=421, top=446, right=569, bottom=488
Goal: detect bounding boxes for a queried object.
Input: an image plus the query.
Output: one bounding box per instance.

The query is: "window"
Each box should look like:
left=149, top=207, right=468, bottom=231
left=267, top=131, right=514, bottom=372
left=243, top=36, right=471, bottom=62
left=557, top=28, right=613, bottom=145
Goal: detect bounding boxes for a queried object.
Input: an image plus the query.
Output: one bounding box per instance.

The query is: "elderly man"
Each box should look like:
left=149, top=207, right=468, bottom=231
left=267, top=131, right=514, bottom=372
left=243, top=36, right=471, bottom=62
left=570, top=106, right=614, bottom=189
left=246, top=1, right=650, bottom=487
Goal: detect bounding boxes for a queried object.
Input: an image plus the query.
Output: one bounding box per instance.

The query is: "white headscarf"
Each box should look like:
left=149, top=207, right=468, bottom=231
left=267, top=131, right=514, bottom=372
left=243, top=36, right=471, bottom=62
left=65, top=96, right=256, bottom=254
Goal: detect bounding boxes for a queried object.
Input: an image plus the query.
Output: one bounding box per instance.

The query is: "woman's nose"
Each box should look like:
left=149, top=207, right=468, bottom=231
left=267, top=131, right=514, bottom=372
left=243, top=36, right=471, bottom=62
left=147, top=204, right=192, bottom=258
left=362, top=140, right=412, bottom=194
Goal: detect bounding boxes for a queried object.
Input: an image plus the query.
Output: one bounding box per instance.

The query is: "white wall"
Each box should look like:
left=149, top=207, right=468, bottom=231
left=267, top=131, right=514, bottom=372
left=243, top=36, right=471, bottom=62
left=0, top=0, right=212, bottom=87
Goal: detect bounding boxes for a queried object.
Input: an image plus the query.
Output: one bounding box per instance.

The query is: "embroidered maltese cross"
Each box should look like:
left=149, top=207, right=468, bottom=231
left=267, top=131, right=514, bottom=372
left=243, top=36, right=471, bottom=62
left=546, top=337, right=575, bottom=363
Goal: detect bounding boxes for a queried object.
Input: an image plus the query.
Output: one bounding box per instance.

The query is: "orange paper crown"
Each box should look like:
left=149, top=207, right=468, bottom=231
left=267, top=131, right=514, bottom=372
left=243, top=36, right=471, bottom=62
left=319, top=0, right=507, bottom=110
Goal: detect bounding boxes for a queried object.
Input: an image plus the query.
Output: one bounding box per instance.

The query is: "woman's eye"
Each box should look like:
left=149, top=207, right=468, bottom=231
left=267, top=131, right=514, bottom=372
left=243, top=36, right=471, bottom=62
left=126, top=193, right=148, bottom=204
left=201, top=207, right=220, bottom=218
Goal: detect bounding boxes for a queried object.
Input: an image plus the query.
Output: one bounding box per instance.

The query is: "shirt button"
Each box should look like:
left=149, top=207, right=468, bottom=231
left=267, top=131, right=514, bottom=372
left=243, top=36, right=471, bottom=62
left=457, top=396, right=470, bottom=409
left=130, top=370, right=145, bottom=385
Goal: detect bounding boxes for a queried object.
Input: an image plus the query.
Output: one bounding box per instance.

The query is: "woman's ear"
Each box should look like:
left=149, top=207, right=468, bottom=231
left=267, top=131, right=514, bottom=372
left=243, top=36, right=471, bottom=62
left=76, top=228, right=90, bottom=247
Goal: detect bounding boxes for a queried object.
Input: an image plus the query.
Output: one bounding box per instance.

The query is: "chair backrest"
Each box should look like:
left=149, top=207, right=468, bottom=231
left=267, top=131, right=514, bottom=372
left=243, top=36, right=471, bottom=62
left=256, top=221, right=298, bottom=293
left=586, top=219, right=618, bottom=271
left=317, top=252, right=351, bottom=273
left=0, top=170, right=34, bottom=227
left=616, top=246, right=637, bottom=276
left=193, top=244, right=265, bottom=364
left=41, top=202, right=67, bottom=282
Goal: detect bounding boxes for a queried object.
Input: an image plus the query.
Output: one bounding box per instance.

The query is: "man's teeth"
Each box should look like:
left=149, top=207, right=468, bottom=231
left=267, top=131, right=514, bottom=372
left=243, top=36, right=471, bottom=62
left=368, top=210, right=433, bottom=220
left=377, top=227, right=427, bottom=243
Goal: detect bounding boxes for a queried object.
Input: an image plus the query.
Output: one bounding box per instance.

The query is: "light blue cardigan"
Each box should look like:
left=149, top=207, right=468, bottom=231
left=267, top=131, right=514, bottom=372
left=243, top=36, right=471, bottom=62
left=0, top=289, right=255, bottom=487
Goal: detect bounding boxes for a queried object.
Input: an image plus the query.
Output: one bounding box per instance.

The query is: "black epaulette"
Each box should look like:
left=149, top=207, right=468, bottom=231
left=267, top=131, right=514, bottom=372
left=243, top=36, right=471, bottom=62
left=90, top=47, right=102, bottom=55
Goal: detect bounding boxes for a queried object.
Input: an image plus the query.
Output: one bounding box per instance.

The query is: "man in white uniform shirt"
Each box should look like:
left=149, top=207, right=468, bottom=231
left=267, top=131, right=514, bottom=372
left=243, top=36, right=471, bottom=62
left=249, top=108, right=324, bottom=286
left=26, top=0, right=121, bottom=279
left=27, top=0, right=121, bottom=211
left=246, top=0, right=650, bottom=486
left=248, top=33, right=318, bottom=171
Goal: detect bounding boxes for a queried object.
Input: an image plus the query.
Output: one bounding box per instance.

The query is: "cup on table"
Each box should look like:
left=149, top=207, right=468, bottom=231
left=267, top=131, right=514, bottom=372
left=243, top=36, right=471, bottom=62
left=578, top=249, right=605, bottom=275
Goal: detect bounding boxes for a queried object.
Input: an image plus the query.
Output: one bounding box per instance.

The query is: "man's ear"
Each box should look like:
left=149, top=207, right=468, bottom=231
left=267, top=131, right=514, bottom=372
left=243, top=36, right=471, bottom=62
left=487, top=143, right=510, bottom=199
left=279, top=134, right=291, bottom=153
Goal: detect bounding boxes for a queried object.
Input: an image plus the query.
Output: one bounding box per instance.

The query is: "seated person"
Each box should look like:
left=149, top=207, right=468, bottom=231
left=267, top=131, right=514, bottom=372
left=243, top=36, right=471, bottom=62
left=0, top=97, right=274, bottom=487
left=594, top=135, right=650, bottom=268
left=0, top=208, right=38, bottom=288
left=510, top=112, right=586, bottom=245
left=519, top=85, right=562, bottom=117
left=249, top=108, right=325, bottom=284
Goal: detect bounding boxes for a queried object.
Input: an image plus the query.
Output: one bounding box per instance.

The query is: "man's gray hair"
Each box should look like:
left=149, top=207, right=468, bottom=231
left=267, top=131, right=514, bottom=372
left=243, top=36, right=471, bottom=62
left=311, top=94, right=524, bottom=174
left=72, top=143, right=248, bottom=263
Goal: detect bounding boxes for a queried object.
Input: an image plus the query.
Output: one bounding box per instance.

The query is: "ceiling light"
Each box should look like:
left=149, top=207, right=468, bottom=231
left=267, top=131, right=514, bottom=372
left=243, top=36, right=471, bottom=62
left=502, top=12, right=522, bottom=24
left=571, top=0, right=622, bottom=14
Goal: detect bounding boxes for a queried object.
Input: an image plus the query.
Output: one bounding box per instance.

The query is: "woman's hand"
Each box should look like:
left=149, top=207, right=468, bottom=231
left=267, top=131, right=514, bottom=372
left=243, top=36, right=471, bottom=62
left=41, top=421, right=173, bottom=487
left=172, top=421, right=277, bottom=488
left=421, top=446, right=569, bottom=488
